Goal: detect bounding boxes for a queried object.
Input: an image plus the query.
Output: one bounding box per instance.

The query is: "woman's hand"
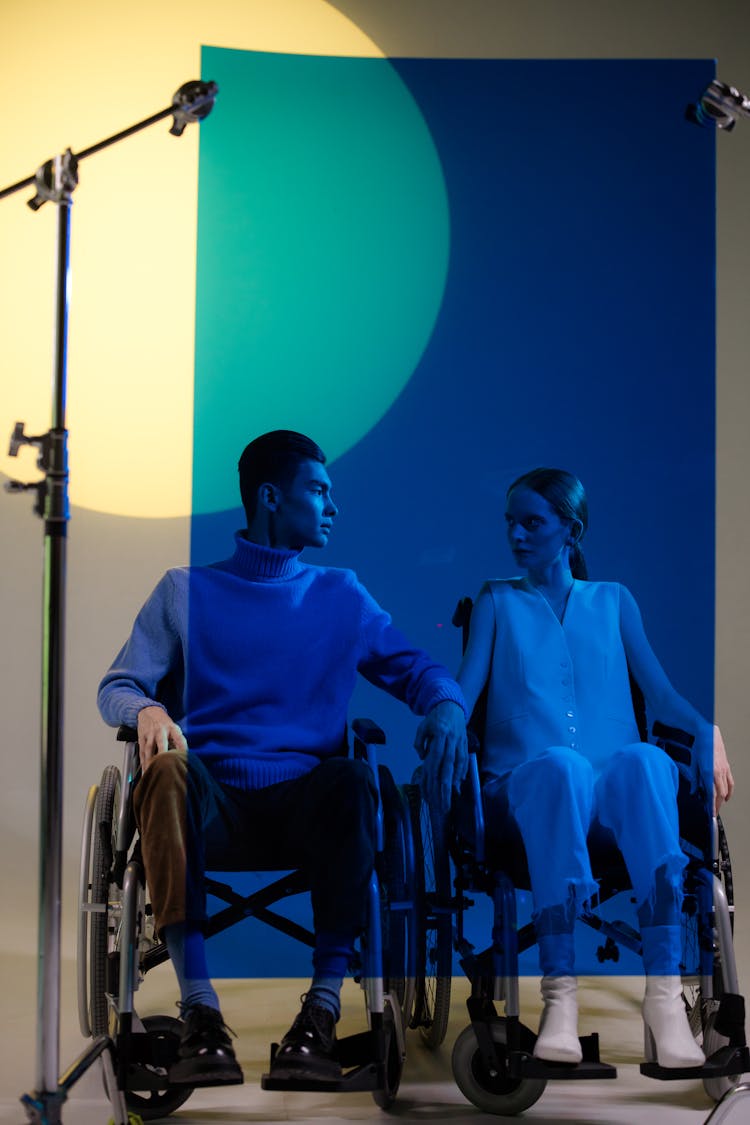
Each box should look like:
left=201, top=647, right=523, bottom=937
left=712, top=724, right=734, bottom=815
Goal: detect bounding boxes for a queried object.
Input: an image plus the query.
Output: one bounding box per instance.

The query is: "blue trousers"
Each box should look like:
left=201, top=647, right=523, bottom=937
left=483, top=743, right=686, bottom=962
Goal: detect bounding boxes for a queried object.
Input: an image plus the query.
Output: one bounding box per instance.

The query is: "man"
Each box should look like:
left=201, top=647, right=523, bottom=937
left=98, top=430, right=468, bottom=1087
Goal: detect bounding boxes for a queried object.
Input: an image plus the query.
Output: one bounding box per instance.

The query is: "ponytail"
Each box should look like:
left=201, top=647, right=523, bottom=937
left=570, top=542, right=588, bottom=581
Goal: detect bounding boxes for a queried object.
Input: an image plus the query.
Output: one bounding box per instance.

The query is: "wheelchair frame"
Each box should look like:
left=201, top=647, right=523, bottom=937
left=407, top=598, right=750, bottom=1117
left=77, top=718, right=419, bottom=1122
left=420, top=752, right=748, bottom=1115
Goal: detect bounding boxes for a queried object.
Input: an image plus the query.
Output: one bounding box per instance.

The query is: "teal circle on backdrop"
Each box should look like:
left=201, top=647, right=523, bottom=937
left=193, top=48, right=450, bottom=514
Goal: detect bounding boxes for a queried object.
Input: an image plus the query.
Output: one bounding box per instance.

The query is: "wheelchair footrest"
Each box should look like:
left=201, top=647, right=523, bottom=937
left=261, top=1065, right=379, bottom=1093
left=261, top=1031, right=382, bottom=1093
left=511, top=1034, right=617, bottom=1081
left=640, top=1043, right=750, bottom=1082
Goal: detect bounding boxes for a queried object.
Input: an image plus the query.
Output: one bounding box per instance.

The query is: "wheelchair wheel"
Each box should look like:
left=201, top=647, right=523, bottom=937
left=406, top=783, right=452, bottom=1048
left=452, top=1022, right=546, bottom=1116
left=682, top=815, right=734, bottom=971
left=378, top=768, right=418, bottom=1029
left=102, top=1015, right=194, bottom=1121
left=78, top=783, right=99, bottom=1037
left=716, top=814, right=735, bottom=922
left=85, top=764, right=122, bottom=1037
left=371, top=996, right=405, bottom=1110
left=682, top=816, right=741, bottom=1101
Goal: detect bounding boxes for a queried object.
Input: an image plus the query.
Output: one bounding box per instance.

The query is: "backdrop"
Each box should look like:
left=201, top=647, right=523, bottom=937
left=188, top=50, right=716, bottom=975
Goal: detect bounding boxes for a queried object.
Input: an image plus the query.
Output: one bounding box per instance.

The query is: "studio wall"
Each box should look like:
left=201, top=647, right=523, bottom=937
left=1, top=0, right=749, bottom=1093
left=190, top=48, right=715, bottom=974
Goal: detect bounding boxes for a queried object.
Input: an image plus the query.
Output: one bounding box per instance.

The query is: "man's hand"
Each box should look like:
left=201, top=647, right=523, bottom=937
left=414, top=700, right=468, bottom=811
left=712, top=725, right=734, bottom=815
left=137, top=705, right=187, bottom=772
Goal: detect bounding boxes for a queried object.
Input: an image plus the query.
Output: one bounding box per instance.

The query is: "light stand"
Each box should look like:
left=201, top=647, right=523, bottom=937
left=1, top=79, right=218, bottom=1125
left=689, top=75, right=750, bottom=1125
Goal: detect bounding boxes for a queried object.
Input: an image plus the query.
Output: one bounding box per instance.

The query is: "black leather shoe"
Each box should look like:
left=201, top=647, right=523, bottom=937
left=169, top=1004, right=244, bottom=1086
left=270, top=996, right=340, bottom=1080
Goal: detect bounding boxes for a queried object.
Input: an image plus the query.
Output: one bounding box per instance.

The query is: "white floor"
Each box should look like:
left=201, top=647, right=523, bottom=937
left=2, top=956, right=747, bottom=1125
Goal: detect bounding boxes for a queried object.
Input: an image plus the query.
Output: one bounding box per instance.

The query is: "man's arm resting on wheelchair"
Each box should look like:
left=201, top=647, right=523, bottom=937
left=409, top=587, right=493, bottom=811
left=619, top=584, right=734, bottom=813
left=353, top=583, right=469, bottom=810
left=97, top=572, right=187, bottom=772
left=416, top=589, right=499, bottom=810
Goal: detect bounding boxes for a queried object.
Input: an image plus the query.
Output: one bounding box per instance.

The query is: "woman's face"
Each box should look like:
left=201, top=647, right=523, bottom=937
left=504, top=486, right=572, bottom=573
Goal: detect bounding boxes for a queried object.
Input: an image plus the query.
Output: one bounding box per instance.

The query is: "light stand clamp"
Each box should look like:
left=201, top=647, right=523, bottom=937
left=7, top=423, right=69, bottom=522
left=28, top=149, right=79, bottom=211
left=688, top=79, right=750, bottom=131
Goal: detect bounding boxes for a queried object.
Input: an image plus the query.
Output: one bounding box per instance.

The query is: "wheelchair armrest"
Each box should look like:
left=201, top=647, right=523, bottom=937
left=118, top=719, right=386, bottom=748
left=351, top=717, right=386, bottom=747
left=652, top=720, right=694, bottom=769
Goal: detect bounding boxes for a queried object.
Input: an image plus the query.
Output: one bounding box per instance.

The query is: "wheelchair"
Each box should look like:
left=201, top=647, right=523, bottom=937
left=407, top=597, right=749, bottom=1116
left=77, top=718, right=420, bottom=1122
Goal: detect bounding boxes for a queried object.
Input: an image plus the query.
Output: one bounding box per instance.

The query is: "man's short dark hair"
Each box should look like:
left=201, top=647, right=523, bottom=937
left=238, top=430, right=326, bottom=522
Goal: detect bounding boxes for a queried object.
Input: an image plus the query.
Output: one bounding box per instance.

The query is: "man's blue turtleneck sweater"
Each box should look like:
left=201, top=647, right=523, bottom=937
left=98, top=533, right=466, bottom=788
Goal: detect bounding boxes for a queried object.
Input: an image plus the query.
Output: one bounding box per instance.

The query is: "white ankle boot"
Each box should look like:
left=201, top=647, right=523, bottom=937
left=533, top=976, right=582, bottom=1064
left=642, top=976, right=705, bottom=1068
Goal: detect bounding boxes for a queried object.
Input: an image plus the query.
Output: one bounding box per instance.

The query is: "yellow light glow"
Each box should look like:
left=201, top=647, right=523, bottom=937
left=0, top=1, right=382, bottom=517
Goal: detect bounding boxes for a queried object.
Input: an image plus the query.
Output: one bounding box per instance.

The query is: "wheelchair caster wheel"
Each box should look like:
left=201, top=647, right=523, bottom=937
left=702, top=1008, right=744, bottom=1102
left=372, top=999, right=405, bottom=1110
left=452, top=1022, right=546, bottom=1116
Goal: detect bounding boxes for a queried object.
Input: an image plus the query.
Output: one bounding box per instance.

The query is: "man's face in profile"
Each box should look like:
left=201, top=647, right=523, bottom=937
left=272, top=460, right=338, bottom=551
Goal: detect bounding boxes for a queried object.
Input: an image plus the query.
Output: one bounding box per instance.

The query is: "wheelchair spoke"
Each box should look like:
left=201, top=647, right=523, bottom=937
left=377, top=770, right=418, bottom=1028
left=406, top=782, right=453, bottom=1048
left=88, top=765, right=121, bottom=1037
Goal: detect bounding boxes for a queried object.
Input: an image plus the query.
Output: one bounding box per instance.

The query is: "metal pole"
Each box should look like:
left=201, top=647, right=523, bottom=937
left=35, top=165, right=72, bottom=1120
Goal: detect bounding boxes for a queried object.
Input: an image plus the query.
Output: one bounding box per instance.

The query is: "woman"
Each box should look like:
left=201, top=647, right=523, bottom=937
left=457, top=468, right=734, bottom=1068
